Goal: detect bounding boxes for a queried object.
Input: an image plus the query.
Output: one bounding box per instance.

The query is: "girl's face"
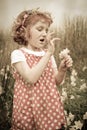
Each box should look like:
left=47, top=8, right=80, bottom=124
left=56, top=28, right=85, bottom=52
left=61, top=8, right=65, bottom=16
left=26, top=20, right=50, bottom=51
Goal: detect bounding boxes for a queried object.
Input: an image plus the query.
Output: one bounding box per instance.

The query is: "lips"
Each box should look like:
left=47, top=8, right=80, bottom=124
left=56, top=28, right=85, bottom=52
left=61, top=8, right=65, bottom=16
left=40, top=38, right=45, bottom=42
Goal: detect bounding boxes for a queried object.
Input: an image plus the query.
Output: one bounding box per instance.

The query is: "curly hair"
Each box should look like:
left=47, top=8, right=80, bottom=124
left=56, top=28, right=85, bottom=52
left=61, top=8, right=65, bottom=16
left=12, top=9, right=53, bottom=45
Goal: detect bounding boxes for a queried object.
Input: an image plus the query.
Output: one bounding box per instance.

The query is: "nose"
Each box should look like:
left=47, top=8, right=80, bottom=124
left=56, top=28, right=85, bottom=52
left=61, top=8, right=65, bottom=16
left=42, top=30, right=47, bottom=36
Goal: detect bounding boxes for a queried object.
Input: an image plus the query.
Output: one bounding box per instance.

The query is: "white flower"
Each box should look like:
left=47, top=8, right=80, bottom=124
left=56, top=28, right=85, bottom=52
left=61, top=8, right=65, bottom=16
left=67, top=117, right=71, bottom=125
left=70, top=75, right=76, bottom=86
left=69, top=112, right=75, bottom=121
left=70, top=95, right=75, bottom=99
left=61, top=95, right=67, bottom=102
left=71, top=69, right=77, bottom=76
left=62, top=88, right=66, bottom=92
left=83, top=112, right=87, bottom=119
left=61, top=89, right=67, bottom=102
left=5, top=73, right=8, bottom=80
left=71, top=82, right=76, bottom=86
left=70, top=70, right=77, bottom=86
left=59, top=48, right=70, bottom=59
left=74, top=120, right=83, bottom=130
left=66, top=112, right=75, bottom=126
left=80, top=83, right=87, bottom=91
left=6, top=65, right=10, bottom=71
left=82, top=66, right=87, bottom=71
left=0, top=68, right=5, bottom=76
left=69, top=127, right=76, bottom=130
left=64, top=110, right=68, bottom=116
left=70, top=75, right=76, bottom=83
left=62, top=88, right=67, bottom=99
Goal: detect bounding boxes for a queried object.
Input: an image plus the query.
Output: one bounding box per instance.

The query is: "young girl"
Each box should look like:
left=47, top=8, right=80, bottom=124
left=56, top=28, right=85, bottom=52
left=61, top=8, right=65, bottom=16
left=11, top=9, right=73, bottom=130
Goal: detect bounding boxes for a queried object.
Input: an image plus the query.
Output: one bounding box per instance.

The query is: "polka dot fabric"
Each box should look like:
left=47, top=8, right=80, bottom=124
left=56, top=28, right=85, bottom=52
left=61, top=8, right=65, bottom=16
left=11, top=49, right=66, bottom=130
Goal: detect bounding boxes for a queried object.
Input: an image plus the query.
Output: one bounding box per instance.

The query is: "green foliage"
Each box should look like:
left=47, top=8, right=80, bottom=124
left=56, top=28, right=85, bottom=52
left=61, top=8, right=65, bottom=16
left=0, top=66, right=14, bottom=130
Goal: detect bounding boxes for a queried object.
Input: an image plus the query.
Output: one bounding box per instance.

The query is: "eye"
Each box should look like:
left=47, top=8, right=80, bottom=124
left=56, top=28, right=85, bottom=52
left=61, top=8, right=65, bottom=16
left=37, top=27, right=43, bottom=31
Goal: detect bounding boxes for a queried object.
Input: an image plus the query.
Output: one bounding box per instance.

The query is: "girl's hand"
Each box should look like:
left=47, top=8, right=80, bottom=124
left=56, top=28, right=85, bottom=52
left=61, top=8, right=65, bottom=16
left=46, top=31, right=60, bottom=55
left=59, top=55, right=73, bottom=72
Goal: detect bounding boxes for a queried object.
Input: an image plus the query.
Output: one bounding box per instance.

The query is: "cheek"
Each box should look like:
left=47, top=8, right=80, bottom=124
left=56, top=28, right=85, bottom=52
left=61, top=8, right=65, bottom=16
left=26, top=27, right=33, bottom=39
left=31, top=31, right=38, bottom=39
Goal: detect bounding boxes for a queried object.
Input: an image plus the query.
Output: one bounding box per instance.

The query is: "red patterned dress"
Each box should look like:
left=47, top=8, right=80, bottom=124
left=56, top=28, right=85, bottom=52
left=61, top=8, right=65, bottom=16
left=11, top=47, right=66, bottom=130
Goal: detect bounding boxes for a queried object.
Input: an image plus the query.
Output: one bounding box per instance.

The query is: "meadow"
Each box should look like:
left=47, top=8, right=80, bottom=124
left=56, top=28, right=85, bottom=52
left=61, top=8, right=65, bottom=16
left=0, top=16, right=87, bottom=130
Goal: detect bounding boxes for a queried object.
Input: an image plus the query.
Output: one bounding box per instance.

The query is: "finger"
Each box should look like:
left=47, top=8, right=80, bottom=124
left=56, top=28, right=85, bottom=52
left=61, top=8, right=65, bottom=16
left=65, top=59, right=73, bottom=64
left=48, top=31, right=55, bottom=36
left=65, top=59, right=73, bottom=66
left=47, top=31, right=55, bottom=41
left=64, top=56, right=73, bottom=62
left=50, top=38, right=60, bottom=45
left=66, top=63, right=73, bottom=68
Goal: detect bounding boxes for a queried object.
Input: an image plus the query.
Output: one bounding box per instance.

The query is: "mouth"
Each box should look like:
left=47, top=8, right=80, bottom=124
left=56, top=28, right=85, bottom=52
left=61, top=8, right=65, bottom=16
left=40, top=38, right=45, bottom=42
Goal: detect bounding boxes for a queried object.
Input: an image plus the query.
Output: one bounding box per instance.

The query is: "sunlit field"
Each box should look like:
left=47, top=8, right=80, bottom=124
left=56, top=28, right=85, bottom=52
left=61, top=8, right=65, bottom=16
left=0, top=16, right=87, bottom=130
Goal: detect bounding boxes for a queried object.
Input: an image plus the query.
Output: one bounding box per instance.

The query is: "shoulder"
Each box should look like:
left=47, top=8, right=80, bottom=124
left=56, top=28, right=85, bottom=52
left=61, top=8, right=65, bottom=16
left=11, top=49, right=26, bottom=64
left=11, top=49, right=23, bottom=55
left=11, top=49, right=26, bottom=58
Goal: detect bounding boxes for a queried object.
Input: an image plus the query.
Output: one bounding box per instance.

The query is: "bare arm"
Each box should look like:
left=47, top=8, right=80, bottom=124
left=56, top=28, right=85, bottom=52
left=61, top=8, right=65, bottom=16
left=54, top=55, right=73, bottom=85
left=54, top=68, right=66, bottom=85
left=13, top=51, right=52, bottom=84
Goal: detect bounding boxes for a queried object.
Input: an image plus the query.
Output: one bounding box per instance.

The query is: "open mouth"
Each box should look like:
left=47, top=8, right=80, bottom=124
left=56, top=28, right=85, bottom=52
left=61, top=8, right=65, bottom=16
left=40, top=39, right=45, bottom=42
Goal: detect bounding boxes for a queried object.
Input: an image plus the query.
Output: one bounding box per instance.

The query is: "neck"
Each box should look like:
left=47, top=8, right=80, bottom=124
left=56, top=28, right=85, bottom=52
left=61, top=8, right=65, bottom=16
left=24, top=44, right=42, bottom=52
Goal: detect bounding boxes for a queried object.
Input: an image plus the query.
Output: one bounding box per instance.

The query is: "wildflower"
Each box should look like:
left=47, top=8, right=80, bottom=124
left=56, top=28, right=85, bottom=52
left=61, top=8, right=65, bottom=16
left=73, top=120, right=83, bottom=130
left=69, top=112, right=75, bottom=121
left=71, top=69, right=77, bottom=76
left=62, top=88, right=66, bottom=92
left=6, top=65, right=10, bottom=71
left=59, top=48, right=70, bottom=59
left=70, top=69, right=77, bottom=86
left=0, top=68, right=5, bottom=76
left=5, top=73, right=8, bottom=80
left=67, top=117, right=71, bottom=125
left=83, top=112, right=87, bottom=119
left=62, top=88, right=67, bottom=99
left=70, top=75, right=76, bottom=82
left=80, top=83, right=87, bottom=91
left=80, top=79, right=85, bottom=82
left=64, top=110, right=68, bottom=116
left=69, top=127, right=76, bottom=130
left=70, top=75, right=76, bottom=86
left=66, top=112, right=75, bottom=126
left=70, top=95, right=75, bottom=99
left=61, top=89, right=67, bottom=102
left=82, top=66, right=87, bottom=71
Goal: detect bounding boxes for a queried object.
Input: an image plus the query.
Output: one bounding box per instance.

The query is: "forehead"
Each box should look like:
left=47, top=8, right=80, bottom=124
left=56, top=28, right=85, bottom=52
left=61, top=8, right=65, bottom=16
left=32, top=20, right=50, bottom=28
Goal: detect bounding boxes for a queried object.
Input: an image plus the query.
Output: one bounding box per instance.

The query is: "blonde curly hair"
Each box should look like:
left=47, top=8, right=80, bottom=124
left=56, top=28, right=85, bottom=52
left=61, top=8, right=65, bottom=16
left=12, top=9, right=53, bottom=45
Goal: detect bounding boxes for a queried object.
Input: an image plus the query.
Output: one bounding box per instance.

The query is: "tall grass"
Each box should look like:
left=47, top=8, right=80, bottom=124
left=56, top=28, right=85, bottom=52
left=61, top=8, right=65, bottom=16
left=54, top=16, right=87, bottom=78
left=0, top=16, right=87, bottom=130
